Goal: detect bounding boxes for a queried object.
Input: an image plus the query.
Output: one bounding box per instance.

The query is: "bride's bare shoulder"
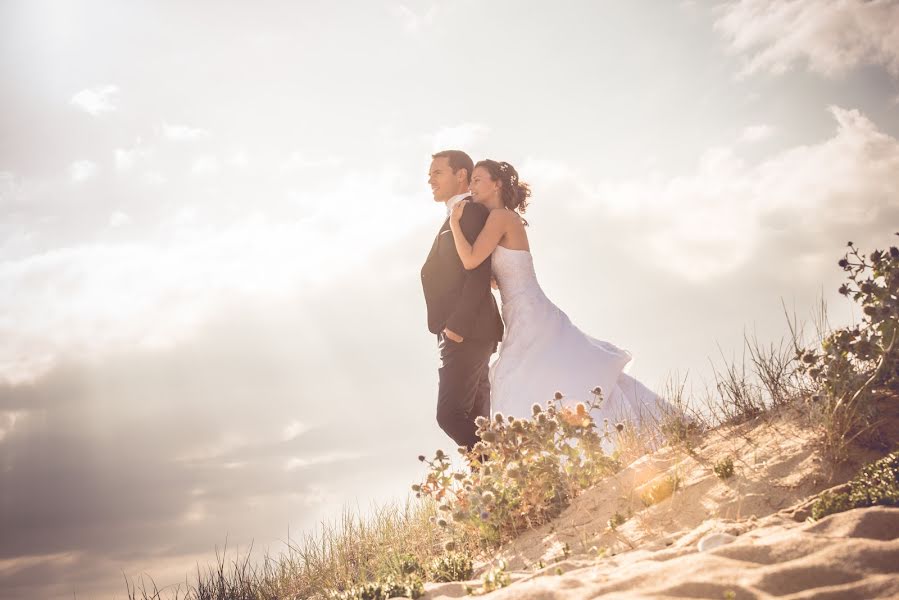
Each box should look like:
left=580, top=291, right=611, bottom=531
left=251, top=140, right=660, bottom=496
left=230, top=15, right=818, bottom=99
left=486, top=208, right=517, bottom=229
left=493, top=208, right=527, bottom=229
left=488, top=208, right=520, bottom=221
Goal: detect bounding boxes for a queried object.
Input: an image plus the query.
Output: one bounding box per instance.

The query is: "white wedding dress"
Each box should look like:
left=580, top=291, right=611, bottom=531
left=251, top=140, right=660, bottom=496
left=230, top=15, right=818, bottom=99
left=488, top=245, right=669, bottom=429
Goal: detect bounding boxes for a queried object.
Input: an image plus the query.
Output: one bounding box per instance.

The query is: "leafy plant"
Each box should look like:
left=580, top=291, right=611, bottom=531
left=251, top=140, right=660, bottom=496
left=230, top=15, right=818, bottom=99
left=796, top=235, right=899, bottom=458
left=640, top=474, right=680, bottom=507
left=463, top=559, right=511, bottom=595
left=327, top=574, right=424, bottom=600
left=380, top=552, right=425, bottom=579
left=714, top=457, right=735, bottom=480
left=810, top=450, right=899, bottom=520
left=414, top=389, right=621, bottom=548
left=607, top=511, right=627, bottom=529
left=429, top=551, right=473, bottom=583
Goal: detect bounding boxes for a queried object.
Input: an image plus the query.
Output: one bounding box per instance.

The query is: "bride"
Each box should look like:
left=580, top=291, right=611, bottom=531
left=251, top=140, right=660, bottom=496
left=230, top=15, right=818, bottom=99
left=449, top=159, right=670, bottom=430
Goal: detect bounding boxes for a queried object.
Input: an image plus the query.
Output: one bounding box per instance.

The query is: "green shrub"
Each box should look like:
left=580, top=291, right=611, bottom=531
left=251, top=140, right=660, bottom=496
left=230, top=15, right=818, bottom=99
left=714, top=457, right=735, bottom=480
left=379, top=552, right=425, bottom=579
left=797, top=236, right=899, bottom=458
left=640, top=474, right=680, bottom=507
left=810, top=450, right=899, bottom=520
left=414, top=390, right=621, bottom=548
left=463, top=560, right=510, bottom=595
left=607, top=511, right=627, bottom=529
left=429, top=551, right=473, bottom=582
left=847, top=450, right=899, bottom=507
left=327, top=574, right=424, bottom=600
left=810, top=491, right=852, bottom=521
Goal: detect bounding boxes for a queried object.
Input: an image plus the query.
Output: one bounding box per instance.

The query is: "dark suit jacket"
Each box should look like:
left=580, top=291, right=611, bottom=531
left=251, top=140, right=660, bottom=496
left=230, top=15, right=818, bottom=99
left=420, top=199, right=504, bottom=342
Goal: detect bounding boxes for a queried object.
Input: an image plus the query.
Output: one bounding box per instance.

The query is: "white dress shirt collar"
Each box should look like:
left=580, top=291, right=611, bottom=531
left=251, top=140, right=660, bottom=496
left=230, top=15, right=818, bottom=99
left=445, top=193, right=470, bottom=217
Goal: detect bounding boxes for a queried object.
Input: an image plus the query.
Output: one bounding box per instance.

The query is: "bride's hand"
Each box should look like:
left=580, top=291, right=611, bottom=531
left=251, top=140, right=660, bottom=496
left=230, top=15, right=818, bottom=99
left=450, top=199, right=469, bottom=224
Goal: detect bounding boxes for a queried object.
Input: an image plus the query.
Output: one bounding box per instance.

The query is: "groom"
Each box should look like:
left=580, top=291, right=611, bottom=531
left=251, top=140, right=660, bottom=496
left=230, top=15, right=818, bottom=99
left=421, top=150, right=504, bottom=452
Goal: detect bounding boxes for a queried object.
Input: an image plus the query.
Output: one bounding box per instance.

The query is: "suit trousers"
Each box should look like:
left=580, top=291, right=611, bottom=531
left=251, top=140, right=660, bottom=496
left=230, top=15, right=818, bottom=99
left=435, top=333, right=495, bottom=452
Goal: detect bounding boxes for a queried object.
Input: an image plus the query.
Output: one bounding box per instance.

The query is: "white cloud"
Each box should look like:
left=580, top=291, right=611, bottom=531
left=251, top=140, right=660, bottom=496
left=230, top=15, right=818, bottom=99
left=70, top=85, right=119, bottom=116
left=0, top=166, right=430, bottom=384
left=0, top=410, right=25, bottom=442
left=715, top=0, right=899, bottom=78
left=429, top=123, right=490, bottom=153
left=181, top=500, right=207, bottom=522
left=282, top=420, right=311, bottom=442
left=740, top=124, right=775, bottom=142
left=388, top=3, right=437, bottom=34
left=572, top=106, right=899, bottom=281
left=108, top=211, right=132, bottom=228
left=142, top=171, right=167, bottom=185
left=69, top=160, right=97, bottom=182
left=114, top=149, right=135, bottom=171
left=114, top=143, right=150, bottom=171
left=172, top=205, right=199, bottom=226
left=0, top=171, right=14, bottom=199
left=191, top=155, right=219, bottom=174
left=227, top=150, right=249, bottom=168
left=280, top=152, right=343, bottom=170
left=163, top=123, right=209, bottom=141
left=285, top=451, right=365, bottom=471
left=175, top=432, right=251, bottom=463
left=519, top=157, right=576, bottom=184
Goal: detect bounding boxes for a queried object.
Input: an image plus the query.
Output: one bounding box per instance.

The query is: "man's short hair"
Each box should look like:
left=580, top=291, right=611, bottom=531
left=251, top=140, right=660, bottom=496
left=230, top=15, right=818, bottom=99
left=432, top=150, right=473, bottom=184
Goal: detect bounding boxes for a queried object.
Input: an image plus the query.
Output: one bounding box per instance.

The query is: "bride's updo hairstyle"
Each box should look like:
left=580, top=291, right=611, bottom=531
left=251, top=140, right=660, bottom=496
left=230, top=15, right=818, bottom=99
left=475, top=159, right=532, bottom=223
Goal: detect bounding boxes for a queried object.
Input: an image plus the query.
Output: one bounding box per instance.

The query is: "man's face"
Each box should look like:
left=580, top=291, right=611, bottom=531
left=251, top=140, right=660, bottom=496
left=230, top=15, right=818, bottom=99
left=428, top=157, right=465, bottom=202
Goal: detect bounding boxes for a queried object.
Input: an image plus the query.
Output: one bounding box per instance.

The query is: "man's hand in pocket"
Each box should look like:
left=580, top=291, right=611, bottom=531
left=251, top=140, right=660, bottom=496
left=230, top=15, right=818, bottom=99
left=443, top=328, right=463, bottom=343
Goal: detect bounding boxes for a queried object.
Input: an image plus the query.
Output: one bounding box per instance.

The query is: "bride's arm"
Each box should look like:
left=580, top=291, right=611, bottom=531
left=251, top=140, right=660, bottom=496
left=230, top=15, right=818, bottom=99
left=450, top=202, right=507, bottom=270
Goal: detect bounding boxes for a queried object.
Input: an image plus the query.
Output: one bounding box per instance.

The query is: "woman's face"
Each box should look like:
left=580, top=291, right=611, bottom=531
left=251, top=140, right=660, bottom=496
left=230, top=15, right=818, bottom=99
left=469, top=166, right=500, bottom=204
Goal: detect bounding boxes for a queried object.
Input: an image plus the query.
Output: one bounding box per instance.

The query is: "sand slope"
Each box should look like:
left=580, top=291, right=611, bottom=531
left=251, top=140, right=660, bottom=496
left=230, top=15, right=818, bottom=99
left=416, top=410, right=899, bottom=599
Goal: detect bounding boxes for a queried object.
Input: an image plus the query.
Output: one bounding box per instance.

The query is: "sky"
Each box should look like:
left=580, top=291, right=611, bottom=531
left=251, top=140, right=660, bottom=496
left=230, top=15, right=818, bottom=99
left=1, top=1, right=898, bottom=598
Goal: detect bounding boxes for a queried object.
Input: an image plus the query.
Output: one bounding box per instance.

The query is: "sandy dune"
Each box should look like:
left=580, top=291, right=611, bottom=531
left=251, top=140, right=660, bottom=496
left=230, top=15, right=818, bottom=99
left=416, top=409, right=899, bottom=599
